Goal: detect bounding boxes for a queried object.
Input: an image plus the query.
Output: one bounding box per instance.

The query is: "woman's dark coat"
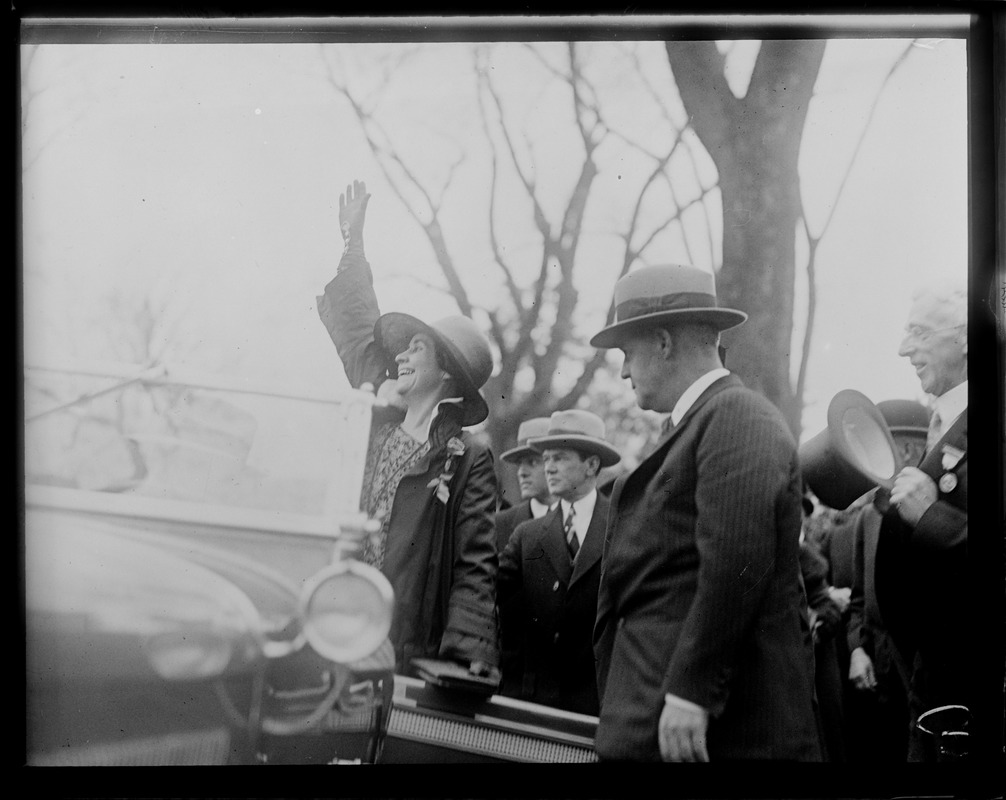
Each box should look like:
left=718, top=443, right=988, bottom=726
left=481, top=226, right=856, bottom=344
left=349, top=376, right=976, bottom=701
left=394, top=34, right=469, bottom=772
left=317, top=248, right=499, bottom=671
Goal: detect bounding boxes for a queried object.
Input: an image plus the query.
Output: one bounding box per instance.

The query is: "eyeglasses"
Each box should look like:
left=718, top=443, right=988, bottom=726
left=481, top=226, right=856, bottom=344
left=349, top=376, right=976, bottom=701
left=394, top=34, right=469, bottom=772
left=902, top=324, right=965, bottom=343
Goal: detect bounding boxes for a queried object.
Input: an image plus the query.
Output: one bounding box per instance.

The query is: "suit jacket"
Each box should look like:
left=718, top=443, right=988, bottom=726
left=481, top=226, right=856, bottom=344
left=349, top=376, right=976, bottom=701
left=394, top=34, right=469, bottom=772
left=494, top=500, right=534, bottom=698
left=875, top=408, right=968, bottom=708
left=497, top=496, right=609, bottom=716
left=494, top=500, right=533, bottom=553
left=593, top=374, right=821, bottom=761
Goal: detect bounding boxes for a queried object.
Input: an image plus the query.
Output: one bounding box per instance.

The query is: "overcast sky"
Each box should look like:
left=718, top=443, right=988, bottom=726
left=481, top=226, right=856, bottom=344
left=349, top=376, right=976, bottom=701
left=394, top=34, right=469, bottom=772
left=20, top=24, right=969, bottom=443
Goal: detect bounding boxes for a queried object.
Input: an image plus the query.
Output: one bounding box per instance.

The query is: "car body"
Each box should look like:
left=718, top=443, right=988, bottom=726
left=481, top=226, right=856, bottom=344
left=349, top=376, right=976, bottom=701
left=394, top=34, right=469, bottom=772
left=23, top=362, right=599, bottom=765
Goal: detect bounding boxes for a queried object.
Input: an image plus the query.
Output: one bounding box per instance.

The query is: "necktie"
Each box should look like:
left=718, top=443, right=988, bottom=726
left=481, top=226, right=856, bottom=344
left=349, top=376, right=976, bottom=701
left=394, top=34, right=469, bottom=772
left=564, top=503, right=579, bottom=560
left=926, top=409, right=942, bottom=454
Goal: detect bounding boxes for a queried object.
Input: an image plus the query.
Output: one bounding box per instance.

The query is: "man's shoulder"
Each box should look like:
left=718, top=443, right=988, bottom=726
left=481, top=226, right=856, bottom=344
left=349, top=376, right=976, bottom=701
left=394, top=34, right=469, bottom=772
left=495, top=501, right=531, bottom=524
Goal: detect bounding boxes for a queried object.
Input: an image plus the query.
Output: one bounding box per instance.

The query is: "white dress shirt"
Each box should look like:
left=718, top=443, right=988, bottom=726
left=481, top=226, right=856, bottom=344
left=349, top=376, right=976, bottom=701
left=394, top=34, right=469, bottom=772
left=931, top=379, right=968, bottom=439
left=558, top=488, right=598, bottom=550
left=529, top=497, right=552, bottom=519
left=670, top=368, right=731, bottom=427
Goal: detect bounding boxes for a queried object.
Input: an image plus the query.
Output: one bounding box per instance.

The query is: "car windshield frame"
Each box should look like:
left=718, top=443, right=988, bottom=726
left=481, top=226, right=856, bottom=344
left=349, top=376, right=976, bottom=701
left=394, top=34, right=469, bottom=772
left=23, top=361, right=375, bottom=540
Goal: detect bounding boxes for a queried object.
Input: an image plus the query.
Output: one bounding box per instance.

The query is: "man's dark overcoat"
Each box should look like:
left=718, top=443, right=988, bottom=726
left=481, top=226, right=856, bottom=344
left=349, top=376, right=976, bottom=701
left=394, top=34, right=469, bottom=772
left=593, top=374, right=821, bottom=761
left=494, top=500, right=534, bottom=698
left=317, top=252, right=500, bottom=672
left=875, top=409, right=968, bottom=726
left=497, top=497, right=609, bottom=716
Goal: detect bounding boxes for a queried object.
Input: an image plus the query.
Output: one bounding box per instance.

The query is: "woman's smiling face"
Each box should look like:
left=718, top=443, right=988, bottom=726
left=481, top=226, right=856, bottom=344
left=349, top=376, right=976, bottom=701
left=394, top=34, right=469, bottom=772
left=394, top=334, right=445, bottom=402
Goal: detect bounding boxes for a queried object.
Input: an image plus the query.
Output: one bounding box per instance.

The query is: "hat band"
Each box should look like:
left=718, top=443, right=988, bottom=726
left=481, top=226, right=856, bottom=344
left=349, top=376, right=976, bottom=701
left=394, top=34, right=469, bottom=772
left=545, top=427, right=602, bottom=438
left=616, top=292, right=720, bottom=322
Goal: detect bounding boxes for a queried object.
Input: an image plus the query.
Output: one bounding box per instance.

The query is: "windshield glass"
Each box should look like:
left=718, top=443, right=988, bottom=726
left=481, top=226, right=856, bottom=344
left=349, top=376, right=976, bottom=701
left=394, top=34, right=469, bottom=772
left=24, top=365, right=372, bottom=526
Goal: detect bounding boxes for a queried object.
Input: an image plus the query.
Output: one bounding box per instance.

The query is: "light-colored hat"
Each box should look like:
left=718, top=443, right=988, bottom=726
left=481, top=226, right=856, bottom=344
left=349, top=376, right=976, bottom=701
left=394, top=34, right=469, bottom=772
left=527, top=409, right=621, bottom=468
left=375, top=312, right=493, bottom=426
left=589, top=264, right=747, bottom=349
left=500, top=417, right=552, bottom=464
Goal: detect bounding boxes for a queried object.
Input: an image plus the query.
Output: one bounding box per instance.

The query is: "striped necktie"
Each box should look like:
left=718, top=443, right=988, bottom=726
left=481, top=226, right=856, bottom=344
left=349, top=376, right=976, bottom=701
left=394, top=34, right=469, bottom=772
left=564, top=503, right=579, bottom=560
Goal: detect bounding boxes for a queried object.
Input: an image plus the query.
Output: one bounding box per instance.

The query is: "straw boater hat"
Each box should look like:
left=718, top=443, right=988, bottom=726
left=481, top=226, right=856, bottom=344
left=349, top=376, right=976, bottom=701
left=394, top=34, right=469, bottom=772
left=374, top=312, right=493, bottom=427
left=589, top=264, right=747, bottom=349
left=527, top=410, right=621, bottom=468
left=500, top=417, right=552, bottom=464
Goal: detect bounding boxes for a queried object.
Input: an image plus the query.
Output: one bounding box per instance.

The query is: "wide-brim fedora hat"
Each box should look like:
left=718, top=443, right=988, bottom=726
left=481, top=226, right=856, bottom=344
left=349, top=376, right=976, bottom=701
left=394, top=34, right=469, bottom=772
left=375, top=312, right=493, bottom=427
left=589, top=264, right=748, bottom=349
left=501, top=417, right=552, bottom=464
left=527, top=409, right=621, bottom=468
left=876, top=398, right=930, bottom=435
left=799, top=389, right=902, bottom=511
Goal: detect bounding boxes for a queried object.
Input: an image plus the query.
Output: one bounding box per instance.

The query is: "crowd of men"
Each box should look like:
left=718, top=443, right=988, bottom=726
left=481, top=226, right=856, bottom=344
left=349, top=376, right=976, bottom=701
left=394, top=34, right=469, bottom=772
left=322, top=180, right=970, bottom=763
left=490, top=276, right=969, bottom=763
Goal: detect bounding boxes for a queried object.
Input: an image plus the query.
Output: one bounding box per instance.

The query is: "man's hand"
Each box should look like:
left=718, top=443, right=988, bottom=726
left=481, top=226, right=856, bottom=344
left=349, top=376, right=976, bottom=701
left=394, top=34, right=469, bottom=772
left=848, top=646, right=877, bottom=692
left=658, top=696, right=710, bottom=762
left=339, top=179, right=371, bottom=244
left=890, top=466, right=938, bottom=526
left=828, top=585, right=851, bottom=615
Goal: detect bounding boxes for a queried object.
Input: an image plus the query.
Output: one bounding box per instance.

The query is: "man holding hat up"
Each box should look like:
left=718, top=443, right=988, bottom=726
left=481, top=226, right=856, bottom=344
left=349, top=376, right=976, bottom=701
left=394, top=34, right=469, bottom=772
left=589, top=264, right=821, bottom=761
left=496, top=410, right=620, bottom=716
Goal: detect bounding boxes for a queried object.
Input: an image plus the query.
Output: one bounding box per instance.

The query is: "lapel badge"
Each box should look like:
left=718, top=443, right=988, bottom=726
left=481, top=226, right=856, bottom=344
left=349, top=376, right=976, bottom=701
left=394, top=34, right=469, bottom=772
left=940, top=444, right=964, bottom=471
left=938, top=472, right=958, bottom=493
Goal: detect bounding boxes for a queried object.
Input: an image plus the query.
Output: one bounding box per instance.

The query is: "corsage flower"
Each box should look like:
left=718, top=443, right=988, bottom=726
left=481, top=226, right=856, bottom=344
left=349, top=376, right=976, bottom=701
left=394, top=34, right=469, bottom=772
left=427, top=436, right=465, bottom=504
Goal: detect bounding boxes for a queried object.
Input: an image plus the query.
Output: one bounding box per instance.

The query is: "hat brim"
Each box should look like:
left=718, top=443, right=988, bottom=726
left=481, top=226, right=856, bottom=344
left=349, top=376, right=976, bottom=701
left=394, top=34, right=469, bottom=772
left=527, top=435, right=621, bottom=468
left=589, top=308, right=748, bottom=349
left=500, top=444, right=540, bottom=464
left=374, top=312, right=489, bottom=427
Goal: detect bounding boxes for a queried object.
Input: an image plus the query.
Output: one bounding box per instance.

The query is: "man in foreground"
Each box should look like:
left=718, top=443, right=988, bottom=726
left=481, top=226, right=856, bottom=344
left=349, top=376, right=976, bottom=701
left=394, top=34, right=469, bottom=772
left=589, top=264, right=821, bottom=761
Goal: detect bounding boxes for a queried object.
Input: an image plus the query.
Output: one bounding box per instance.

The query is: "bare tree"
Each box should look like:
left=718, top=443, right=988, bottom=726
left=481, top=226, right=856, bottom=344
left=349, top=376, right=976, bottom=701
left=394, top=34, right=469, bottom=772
left=321, top=42, right=712, bottom=475
left=666, top=40, right=827, bottom=438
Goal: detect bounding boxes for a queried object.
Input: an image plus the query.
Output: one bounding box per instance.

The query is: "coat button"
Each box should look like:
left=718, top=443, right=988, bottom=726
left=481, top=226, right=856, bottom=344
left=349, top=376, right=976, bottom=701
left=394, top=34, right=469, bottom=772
left=552, top=580, right=560, bottom=591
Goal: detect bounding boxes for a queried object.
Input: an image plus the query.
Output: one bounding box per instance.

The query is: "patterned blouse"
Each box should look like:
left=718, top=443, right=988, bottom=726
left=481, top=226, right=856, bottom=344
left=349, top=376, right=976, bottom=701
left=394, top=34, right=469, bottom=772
left=359, top=423, right=430, bottom=569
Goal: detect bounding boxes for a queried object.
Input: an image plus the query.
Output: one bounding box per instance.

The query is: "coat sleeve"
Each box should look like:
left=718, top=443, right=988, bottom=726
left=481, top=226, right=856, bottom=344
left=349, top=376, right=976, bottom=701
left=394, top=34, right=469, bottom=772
left=846, top=507, right=871, bottom=655
left=437, top=442, right=501, bottom=668
left=662, top=390, right=801, bottom=716
left=315, top=243, right=389, bottom=391
left=495, top=519, right=526, bottom=604
left=910, top=499, right=967, bottom=552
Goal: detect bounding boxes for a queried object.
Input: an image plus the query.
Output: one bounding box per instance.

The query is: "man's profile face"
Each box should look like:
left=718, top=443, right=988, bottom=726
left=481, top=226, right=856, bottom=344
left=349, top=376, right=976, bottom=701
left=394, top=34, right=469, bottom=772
left=618, top=330, right=668, bottom=412
left=515, top=453, right=549, bottom=503
left=897, top=294, right=967, bottom=397
left=542, top=448, right=597, bottom=501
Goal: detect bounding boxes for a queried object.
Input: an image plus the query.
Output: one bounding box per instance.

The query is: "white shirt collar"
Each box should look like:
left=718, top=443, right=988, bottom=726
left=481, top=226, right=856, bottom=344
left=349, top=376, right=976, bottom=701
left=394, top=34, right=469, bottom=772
left=670, top=368, right=731, bottom=427
left=560, top=488, right=598, bottom=543
left=529, top=497, right=552, bottom=519
left=411, top=396, right=464, bottom=442
left=932, top=380, right=967, bottom=436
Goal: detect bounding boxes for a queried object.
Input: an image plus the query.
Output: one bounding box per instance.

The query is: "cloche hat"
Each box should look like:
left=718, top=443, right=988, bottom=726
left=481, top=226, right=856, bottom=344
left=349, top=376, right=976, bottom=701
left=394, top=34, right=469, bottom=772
left=375, top=312, right=493, bottom=427
left=590, top=264, right=747, bottom=349
left=527, top=409, right=621, bottom=468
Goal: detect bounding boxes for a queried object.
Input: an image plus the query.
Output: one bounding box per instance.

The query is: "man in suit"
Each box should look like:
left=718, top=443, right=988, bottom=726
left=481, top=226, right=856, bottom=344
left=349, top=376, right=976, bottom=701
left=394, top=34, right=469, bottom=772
left=494, top=416, right=555, bottom=697
left=494, top=417, right=555, bottom=552
left=589, top=264, right=821, bottom=762
left=496, top=410, right=620, bottom=716
left=872, top=282, right=968, bottom=761
left=843, top=400, right=927, bottom=763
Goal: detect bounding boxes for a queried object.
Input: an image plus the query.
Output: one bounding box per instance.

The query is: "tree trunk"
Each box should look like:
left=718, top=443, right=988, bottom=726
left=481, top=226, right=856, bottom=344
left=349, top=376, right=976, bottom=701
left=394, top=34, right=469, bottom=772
left=666, top=40, right=825, bottom=438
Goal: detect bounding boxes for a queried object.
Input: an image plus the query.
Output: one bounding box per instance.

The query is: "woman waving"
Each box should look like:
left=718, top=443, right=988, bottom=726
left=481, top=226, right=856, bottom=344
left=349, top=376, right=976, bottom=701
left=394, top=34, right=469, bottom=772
left=317, top=180, right=500, bottom=681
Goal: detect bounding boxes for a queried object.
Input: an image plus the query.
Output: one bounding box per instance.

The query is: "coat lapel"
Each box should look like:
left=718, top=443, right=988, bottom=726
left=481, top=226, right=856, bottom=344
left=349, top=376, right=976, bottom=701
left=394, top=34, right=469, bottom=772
left=635, top=373, right=741, bottom=474
left=569, top=496, right=607, bottom=588
left=539, top=507, right=573, bottom=584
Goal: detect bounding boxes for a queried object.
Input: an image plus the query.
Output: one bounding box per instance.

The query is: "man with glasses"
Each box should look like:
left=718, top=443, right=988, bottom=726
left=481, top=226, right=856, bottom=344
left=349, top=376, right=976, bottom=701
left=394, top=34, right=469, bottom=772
left=873, top=282, right=968, bottom=761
